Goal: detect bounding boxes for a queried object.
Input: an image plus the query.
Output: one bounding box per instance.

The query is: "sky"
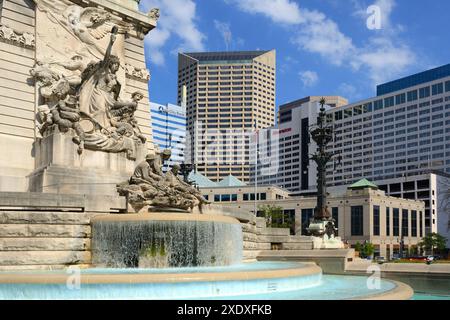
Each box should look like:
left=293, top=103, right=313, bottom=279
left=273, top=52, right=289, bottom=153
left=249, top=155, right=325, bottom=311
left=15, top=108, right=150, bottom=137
left=139, top=0, right=449, bottom=108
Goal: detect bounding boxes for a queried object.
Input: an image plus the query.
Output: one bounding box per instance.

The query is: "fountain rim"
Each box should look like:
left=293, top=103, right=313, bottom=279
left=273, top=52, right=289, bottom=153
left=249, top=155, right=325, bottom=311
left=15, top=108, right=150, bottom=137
left=0, top=263, right=322, bottom=284
left=90, top=213, right=240, bottom=225
left=356, top=279, right=414, bottom=300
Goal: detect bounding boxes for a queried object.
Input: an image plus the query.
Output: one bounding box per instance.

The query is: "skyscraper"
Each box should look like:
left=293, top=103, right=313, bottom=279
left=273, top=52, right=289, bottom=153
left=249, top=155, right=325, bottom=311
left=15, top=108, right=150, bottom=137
left=150, top=102, right=186, bottom=169
left=178, top=50, right=276, bottom=182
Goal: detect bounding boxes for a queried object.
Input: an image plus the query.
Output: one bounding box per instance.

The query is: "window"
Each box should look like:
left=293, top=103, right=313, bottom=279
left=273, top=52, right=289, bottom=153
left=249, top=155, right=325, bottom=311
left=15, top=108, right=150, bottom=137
left=374, top=99, right=383, bottom=111
left=373, top=205, right=380, bottom=236
left=384, top=96, right=395, bottom=108
left=419, top=211, right=423, bottom=237
left=446, top=81, right=450, bottom=92
left=407, top=90, right=418, bottom=102
left=402, top=209, right=409, bottom=237
left=335, top=111, right=343, bottom=121
left=396, top=93, right=406, bottom=105
left=411, top=210, right=417, bottom=237
left=301, top=209, right=314, bottom=235
left=419, top=86, right=430, bottom=99
left=432, top=83, right=444, bottom=95
left=386, top=208, right=390, bottom=236
left=332, top=207, right=339, bottom=230
left=351, top=206, right=364, bottom=236
left=393, top=208, right=400, bottom=236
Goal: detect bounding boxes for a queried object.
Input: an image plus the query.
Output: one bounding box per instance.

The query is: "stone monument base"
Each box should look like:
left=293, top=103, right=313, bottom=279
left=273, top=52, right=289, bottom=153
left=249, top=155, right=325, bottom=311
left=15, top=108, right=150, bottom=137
left=312, top=235, right=345, bottom=249
left=28, top=131, right=146, bottom=196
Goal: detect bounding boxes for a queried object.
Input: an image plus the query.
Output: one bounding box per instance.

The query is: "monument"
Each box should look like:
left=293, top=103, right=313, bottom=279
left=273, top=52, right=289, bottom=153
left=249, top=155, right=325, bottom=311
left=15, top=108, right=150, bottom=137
left=307, top=98, right=344, bottom=249
left=0, top=0, right=223, bottom=270
left=0, top=0, right=164, bottom=268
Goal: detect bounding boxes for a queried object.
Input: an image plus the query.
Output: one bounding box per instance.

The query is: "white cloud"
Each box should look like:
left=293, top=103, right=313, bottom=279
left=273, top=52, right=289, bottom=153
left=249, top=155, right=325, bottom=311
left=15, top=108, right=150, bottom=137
left=214, top=20, right=232, bottom=50
left=352, top=0, right=398, bottom=31
left=228, top=0, right=418, bottom=86
left=141, top=0, right=206, bottom=66
left=226, top=0, right=303, bottom=25
left=299, top=70, right=319, bottom=87
left=291, top=11, right=355, bottom=66
left=352, top=37, right=416, bottom=84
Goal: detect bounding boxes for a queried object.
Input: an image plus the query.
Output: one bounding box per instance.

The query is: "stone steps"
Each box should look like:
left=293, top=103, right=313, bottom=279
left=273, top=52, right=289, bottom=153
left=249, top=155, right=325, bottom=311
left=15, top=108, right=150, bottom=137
left=0, top=211, right=95, bottom=268
left=0, top=211, right=98, bottom=225
left=0, top=224, right=91, bottom=237
left=0, top=238, right=90, bottom=251
left=0, top=251, right=91, bottom=265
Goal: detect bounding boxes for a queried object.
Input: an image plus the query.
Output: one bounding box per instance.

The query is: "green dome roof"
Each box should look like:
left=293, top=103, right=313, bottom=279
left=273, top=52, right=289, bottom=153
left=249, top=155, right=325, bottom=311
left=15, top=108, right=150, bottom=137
left=348, top=178, right=378, bottom=190
left=217, top=175, right=247, bottom=187
left=188, top=172, right=217, bottom=188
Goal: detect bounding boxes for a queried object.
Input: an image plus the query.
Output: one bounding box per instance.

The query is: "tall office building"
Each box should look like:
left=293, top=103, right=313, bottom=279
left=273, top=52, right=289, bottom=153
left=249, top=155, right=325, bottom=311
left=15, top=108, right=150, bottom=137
left=150, top=102, right=186, bottom=168
left=253, top=64, right=450, bottom=237
left=325, top=64, right=450, bottom=234
left=178, top=50, right=276, bottom=183
left=255, top=96, right=348, bottom=195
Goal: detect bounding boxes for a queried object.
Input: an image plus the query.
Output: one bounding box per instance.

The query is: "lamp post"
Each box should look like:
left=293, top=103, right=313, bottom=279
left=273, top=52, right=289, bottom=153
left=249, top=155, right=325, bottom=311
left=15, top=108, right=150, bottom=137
left=307, top=98, right=337, bottom=237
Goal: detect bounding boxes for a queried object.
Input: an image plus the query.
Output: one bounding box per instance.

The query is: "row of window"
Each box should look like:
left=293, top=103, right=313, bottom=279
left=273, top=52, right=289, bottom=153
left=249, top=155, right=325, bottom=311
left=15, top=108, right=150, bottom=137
left=206, top=193, right=268, bottom=202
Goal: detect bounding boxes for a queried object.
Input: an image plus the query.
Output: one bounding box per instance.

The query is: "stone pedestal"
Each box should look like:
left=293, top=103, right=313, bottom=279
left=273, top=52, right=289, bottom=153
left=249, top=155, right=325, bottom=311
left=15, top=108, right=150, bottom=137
left=312, top=235, right=345, bottom=249
left=28, top=132, right=146, bottom=196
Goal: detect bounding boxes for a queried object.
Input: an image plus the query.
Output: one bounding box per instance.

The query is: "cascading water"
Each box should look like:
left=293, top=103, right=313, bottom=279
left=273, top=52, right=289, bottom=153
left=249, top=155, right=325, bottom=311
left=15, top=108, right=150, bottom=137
left=91, top=216, right=243, bottom=268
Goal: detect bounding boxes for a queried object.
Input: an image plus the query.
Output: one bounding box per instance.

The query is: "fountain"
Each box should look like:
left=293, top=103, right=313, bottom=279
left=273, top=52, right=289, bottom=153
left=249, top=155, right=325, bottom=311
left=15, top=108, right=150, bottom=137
left=0, top=0, right=414, bottom=300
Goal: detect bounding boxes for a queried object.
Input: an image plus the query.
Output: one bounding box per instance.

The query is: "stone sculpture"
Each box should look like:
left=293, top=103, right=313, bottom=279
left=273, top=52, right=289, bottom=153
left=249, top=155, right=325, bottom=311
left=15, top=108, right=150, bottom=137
left=0, top=24, right=35, bottom=48
left=30, top=21, right=146, bottom=160
left=148, top=8, right=160, bottom=21
left=117, top=152, right=209, bottom=213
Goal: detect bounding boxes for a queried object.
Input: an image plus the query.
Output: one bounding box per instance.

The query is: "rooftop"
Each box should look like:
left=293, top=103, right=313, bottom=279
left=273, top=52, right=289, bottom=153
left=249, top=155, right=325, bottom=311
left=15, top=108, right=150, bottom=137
left=182, top=51, right=271, bottom=62
left=216, top=175, right=247, bottom=187
left=376, top=64, right=450, bottom=96
left=348, top=179, right=379, bottom=190
left=188, top=171, right=217, bottom=188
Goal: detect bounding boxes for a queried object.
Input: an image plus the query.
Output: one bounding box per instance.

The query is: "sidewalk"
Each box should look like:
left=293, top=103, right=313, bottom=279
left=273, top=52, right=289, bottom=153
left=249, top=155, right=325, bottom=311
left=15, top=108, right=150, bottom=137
left=346, top=260, right=450, bottom=275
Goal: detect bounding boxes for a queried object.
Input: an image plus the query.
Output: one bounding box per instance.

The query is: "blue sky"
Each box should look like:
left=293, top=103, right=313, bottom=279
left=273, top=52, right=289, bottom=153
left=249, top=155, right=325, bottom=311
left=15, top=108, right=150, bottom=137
left=139, top=0, right=449, bottom=108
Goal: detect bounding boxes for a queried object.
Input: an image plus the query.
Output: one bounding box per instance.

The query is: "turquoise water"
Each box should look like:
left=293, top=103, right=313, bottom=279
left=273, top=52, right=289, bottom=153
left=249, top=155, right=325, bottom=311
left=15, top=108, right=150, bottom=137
left=206, top=275, right=397, bottom=300
left=412, top=294, right=450, bottom=300
left=0, top=262, right=401, bottom=300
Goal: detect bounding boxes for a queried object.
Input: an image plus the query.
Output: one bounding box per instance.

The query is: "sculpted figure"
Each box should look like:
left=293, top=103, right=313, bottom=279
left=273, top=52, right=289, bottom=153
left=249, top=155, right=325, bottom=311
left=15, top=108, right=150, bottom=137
left=165, top=164, right=209, bottom=208
left=118, top=152, right=207, bottom=212
left=51, top=95, right=86, bottom=154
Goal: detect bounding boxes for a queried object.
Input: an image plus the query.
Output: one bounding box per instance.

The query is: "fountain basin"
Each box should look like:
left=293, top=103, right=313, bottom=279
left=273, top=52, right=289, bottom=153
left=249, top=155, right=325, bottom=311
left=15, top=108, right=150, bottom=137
left=91, top=213, right=243, bottom=268
left=0, top=262, right=413, bottom=300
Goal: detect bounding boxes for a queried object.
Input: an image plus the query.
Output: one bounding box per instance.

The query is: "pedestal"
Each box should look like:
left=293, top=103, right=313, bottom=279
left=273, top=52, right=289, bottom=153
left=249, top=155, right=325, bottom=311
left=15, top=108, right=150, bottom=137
left=28, top=132, right=146, bottom=196
left=312, top=235, right=345, bottom=249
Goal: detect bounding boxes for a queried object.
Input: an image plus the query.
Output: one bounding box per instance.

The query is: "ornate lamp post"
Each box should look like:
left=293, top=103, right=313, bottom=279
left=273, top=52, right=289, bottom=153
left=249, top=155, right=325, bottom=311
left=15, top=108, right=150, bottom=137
left=307, top=98, right=337, bottom=238
left=179, top=163, right=195, bottom=184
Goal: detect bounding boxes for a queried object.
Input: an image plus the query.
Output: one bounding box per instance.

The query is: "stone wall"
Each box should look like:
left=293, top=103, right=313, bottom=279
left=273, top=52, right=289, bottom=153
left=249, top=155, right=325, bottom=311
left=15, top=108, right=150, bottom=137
left=0, top=211, right=97, bottom=270
left=0, top=0, right=36, bottom=192
left=228, top=212, right=314, bottom=262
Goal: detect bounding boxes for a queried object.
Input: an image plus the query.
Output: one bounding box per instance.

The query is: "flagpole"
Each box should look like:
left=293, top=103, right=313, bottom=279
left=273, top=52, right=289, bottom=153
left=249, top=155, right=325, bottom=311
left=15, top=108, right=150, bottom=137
left=254, top=119, right=258, bottom=216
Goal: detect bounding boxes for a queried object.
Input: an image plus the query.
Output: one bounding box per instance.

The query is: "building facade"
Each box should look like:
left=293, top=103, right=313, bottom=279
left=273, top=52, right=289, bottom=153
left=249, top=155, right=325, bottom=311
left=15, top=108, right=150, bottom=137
left=178, top=50, right=276, bottom=183
left=325, top=64, right=450, bottom=238
left=200, top=179, right=425, bottom=258
left=254, top=96, right=348, bottom=195
left=326, top=64, right=450, bottom=187
left=252, top=65, right=450, bottom=241
left=150, top=102, right=186, bottom=167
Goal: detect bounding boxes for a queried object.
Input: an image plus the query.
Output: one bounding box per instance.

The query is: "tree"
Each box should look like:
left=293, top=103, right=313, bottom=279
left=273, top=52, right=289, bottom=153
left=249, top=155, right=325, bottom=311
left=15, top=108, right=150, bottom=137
left=418, top=233, right=447, bottom=255
left=258, top=205, right=289, bottom=228
left=355, top=242, right=375, bottom=258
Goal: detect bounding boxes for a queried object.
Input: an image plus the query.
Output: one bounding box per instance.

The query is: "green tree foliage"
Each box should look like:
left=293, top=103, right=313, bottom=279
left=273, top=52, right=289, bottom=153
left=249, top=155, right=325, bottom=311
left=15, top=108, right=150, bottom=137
left=258, top=205, right=290, bottom=228
left=418, top=233, right=447, bottom=254
left=354, top=241, right=375, bottom=258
